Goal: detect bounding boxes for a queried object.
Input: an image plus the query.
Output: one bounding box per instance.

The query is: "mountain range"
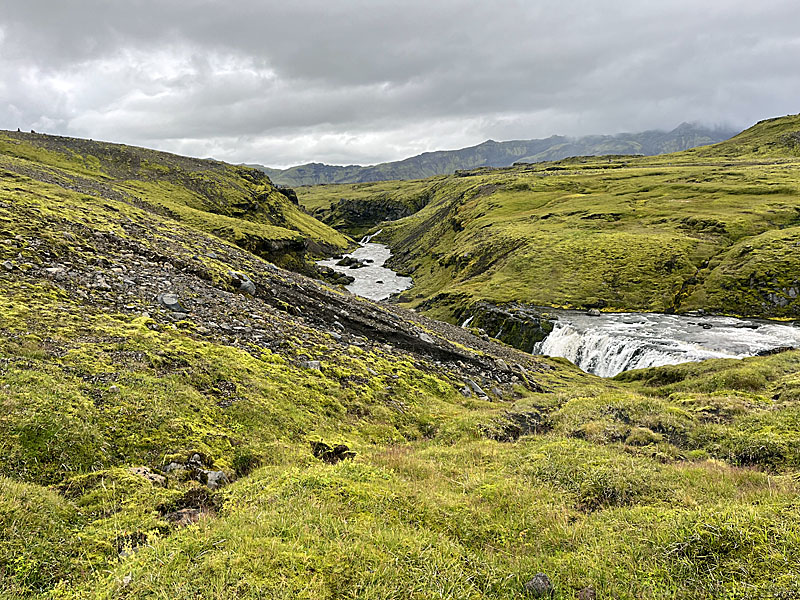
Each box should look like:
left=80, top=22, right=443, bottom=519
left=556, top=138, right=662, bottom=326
left=255, top=123, right=736, bottom=186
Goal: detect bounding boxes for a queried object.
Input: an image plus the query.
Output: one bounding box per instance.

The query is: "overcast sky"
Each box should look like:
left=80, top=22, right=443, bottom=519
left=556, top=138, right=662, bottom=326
left=2, top=1, right=799, bottom=167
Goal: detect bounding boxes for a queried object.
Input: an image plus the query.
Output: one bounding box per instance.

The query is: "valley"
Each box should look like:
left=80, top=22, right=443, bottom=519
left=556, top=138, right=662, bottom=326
left=2, top=118, right=800, bottom=599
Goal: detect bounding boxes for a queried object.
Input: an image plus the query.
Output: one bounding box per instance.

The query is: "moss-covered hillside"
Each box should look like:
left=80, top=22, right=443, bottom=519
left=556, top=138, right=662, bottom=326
left=2, top=128, right=800, bottom=598
left=302, top=114, right=800, bottom=321
left=297, top=179, right=442, bottom=237
left=0, top=130, right=352, bottom=268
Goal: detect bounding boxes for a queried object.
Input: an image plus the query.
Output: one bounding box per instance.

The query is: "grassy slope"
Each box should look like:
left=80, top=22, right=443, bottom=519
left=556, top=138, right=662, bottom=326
left=0, top=129, right=799, bottom=599
left=300, top=115, right=800, bottom=320
left=0, top=131, right=351, bottom=262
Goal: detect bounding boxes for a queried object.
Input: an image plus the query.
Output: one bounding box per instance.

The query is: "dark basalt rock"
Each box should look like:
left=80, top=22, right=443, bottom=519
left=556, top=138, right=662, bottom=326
left=336, top=256, right=358, bottom=267
left=311, top=441, right=356, bottom=464
left=524, top=573, right=554, bottom=597
left=456, top=302, right=554, bottom=354
left=275, top=186, right=299, bottom=205
left=756, top=345, right=795, bottom=356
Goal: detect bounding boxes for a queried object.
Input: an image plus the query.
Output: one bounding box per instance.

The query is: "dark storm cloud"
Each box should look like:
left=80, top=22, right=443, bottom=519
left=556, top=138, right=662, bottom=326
left=1, top=0, right=799, bottom=166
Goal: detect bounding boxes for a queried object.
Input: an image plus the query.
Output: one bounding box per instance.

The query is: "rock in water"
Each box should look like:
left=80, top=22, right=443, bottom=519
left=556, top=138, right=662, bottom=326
left=524, top=573, right=554, bottom=597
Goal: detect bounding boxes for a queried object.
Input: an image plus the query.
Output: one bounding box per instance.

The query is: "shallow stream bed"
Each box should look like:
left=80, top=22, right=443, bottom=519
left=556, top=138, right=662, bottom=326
left=317, top=242, right=412, bottom=301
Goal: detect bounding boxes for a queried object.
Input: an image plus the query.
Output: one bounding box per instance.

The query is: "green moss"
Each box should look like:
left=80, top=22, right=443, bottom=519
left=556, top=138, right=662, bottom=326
left=293, top=116, right=800, bottom=320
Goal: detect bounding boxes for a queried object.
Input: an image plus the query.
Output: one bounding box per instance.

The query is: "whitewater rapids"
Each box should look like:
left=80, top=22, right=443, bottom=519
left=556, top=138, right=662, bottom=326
left=534, top=310, right=800, bottom=377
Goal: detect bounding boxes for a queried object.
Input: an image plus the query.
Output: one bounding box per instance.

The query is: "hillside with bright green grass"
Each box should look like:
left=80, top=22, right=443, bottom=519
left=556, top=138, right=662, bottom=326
left=301, top=114, right=800, bottom=321
left=2, top=125, right=800, bottom=598
left=0, top=130, right=352, bottom=268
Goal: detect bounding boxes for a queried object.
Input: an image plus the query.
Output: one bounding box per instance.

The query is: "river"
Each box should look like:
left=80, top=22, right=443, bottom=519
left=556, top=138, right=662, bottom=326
left=317, top=235, right=413, bottom=301
left=534, top=310, right=800, bottom=377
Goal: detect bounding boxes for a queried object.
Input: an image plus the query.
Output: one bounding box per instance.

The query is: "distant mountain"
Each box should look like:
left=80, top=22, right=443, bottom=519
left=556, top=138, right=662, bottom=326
left=254, top=123, right=736, bottom=186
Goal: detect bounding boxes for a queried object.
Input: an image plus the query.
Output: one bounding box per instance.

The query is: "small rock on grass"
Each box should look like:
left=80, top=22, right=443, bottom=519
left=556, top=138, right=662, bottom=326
left=524, top=573, right=554, bottom=597
left=310, top=441, right=356, bottom=464
left=199, top=470, right=229, bottom=490
left=128, top=466, right=167, bottom=488
left=467, top=378, right=488, bottom=398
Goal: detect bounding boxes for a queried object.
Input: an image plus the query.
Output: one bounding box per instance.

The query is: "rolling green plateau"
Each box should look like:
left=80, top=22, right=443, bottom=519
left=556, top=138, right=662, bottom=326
left=299, top=114, right=800, bottom=323
left=1, top=124, right=800, bottom=599
left=258, top=123, right=734, bottom=187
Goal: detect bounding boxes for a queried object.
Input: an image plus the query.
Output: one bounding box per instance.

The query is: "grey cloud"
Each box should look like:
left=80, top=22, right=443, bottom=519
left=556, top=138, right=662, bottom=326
left=2, top=0, right=799, bottom=166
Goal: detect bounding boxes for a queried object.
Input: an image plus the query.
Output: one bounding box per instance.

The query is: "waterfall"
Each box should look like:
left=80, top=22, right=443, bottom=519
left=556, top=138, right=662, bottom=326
left=533, top=310, right=800, bottom=378
left=360, top=229, right=383, bottom=244
left=461, top=315, right=474, bottom=328
left=537, top=322, right=691, bottom=377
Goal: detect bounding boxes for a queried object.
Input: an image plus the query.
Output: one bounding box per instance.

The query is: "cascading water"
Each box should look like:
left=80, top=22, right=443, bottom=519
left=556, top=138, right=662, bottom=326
left=535, top=310, right=800, bottom=377
left=360, top=229, right=383, bottom=244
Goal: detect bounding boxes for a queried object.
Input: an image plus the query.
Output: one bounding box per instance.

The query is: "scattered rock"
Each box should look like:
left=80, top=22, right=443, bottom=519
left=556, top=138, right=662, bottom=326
left=2, top=260, right=14, bottom=271
left=310, top=441, right=356, bottom=464
left=164, top=462, right=185, bottom=474
left=418, top=332, right=435, bottom=344
left=157, top=293, right=186, bottom=313
left=586, top=308, right=601, bottom=316
left=466, top=378, right=488, bottom=398
left=128, top=466, right=167, bottom=488
left=229, top=271, right=256, bottom=295
left=495, top=358, right=510, bottom=372
left=199, top=470, right=230, bottom=490
left=460, top=385, right=472, bottom=398
left=301, top=360, right=321, bottom=370
left=44, top=266, right=66, bottom=277
left=329, top=331, right=343, bottom=341
left=92, top=276, right=112, bottom=291
left=524, top=573, right=554, bottom=597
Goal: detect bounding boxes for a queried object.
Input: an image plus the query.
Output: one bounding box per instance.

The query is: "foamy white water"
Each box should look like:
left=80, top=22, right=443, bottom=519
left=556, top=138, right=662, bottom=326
left=317, top=242, right=412, bottom=301
left=535, top=310, right=800, bottom=377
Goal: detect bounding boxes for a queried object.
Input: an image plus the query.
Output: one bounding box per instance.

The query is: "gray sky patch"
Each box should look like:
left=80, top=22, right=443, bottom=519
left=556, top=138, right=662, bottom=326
left=2, top=0, right=799, bottom=167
